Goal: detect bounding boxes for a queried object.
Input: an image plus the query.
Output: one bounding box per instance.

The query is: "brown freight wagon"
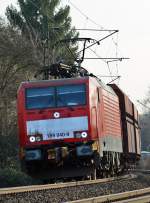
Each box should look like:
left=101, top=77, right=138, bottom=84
left=109, top=84, right=141, bottom=165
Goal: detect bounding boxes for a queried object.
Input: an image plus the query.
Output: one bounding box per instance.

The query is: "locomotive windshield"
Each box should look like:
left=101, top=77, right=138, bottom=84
left=26, top=84, right=86, bottom=109
left=57, top=85, right=86, bottom=107
left=26, top=87, right=55, bottom=109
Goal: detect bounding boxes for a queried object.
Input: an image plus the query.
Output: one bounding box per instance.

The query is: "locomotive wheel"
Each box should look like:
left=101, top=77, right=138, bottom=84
left=42, top=179, right=55, bottom=184
left=74, top=176, right=83, bottom=181
left=110, top=168, right=115, bottom=177
left=106, top=171, right=111, bottom=178
left=90, top=168, right=97, bottom=180
left=102, top=171, right=108, bottom=178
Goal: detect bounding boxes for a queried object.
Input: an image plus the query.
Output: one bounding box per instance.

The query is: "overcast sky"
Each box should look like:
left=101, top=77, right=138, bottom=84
left=0, top=0, right=150, bottom=112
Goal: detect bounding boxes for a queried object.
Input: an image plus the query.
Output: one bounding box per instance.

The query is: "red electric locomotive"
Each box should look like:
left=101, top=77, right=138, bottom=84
left=17, top=75, right=140, bottom=181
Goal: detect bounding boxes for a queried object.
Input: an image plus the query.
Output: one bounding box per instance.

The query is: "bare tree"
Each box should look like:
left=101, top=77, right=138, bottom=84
left=0, top=21, right=38, bottom=136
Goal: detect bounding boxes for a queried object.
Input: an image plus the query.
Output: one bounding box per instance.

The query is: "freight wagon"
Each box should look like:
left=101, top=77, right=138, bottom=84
left=17, top=76, right=140, bottom=181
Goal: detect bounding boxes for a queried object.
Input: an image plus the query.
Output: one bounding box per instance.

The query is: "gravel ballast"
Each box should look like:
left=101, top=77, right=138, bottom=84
left=0, top=173, right=150, bottom=203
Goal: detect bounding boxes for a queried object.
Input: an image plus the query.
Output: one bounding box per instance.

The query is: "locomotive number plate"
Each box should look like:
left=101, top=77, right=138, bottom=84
left=47, top=132, right=73, bottom=139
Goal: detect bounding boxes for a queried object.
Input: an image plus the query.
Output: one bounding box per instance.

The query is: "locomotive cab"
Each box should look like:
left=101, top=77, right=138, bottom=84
left=18, top=77, right=99, bottom=179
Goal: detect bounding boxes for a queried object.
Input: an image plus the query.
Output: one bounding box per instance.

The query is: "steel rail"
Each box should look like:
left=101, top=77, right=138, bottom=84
left=68, top=187, right=150, bottom=203
left=116, top=195, right=150, bottom=203
left=0, top=174, right=134, bottom=195
left=134, top=169, right=150, bottom=174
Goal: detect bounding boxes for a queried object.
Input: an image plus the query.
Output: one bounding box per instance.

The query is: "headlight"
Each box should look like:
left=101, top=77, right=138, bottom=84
left=29, top=136, right=36, bottom=142
left=81, top=132, right=87, bottom=138
left=54, top=112, right=60, bottom=118
left=74, top=131, right=88, bottom=138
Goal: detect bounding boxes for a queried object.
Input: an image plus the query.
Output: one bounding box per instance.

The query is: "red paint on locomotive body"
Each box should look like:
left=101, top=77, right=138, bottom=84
left=18, top=77, right=90, bottom=147
left=17, top=76, right=140, bottom=180
left=18, top=77, right=122, bottom=149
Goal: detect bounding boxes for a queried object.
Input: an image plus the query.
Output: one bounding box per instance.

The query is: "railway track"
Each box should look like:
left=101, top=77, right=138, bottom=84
left=134, top=169, right=150, bottom=174
left=68, top=187, right=150, bottom=203
left=0, top=174, right=150, bottom=203
left=0, top=171, right=150, bottom=203
left=0, top=174, right=133, bottom=195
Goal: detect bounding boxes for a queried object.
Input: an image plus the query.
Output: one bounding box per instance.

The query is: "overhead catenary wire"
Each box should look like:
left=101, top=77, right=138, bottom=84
left=67, top=0, right=119, bottom=43
left=67, top=0, right=125, bottom=82
left=75, top=29, right=121, bottom=83
left=75, top=29, right=123, bottom=83
left=77, top=30, right=118, bottom=55
left=10, top=0, right=126, bottom=81
left=23, top=0, right=122, bottom=70
left=67, top=0, right=105, bottom=30
left=137, top=100, right=150, bottom=111
left=89, top=47, right=107, bottom=63
left=83, top=17, right=88, bottom=30
left=88, top=47, right=121, bottom=83
left=11, top=0, right=120, bottom=62
left=17, top=1, right=117, bottom=57
left=88, top=47, right=113, bottom=80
